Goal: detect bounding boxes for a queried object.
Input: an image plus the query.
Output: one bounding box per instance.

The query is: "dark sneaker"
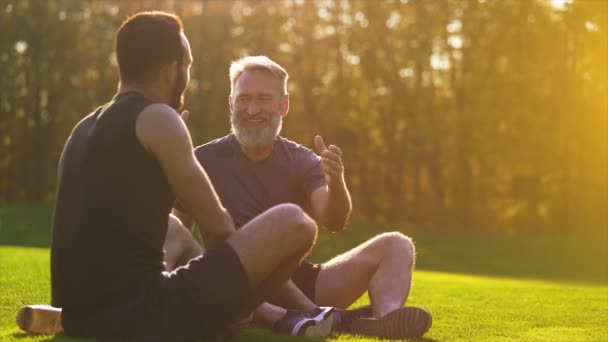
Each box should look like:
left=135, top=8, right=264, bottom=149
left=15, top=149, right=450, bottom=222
left=273, top=307, right=334, bottom=337
left=332, top=305, right=373, bottom=333
left=349, top=306, right=432, bottom=338
left=16, top=305, right=63, bottom=335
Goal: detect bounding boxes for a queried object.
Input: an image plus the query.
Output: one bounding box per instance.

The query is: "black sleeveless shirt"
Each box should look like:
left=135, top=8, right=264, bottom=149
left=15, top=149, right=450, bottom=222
left=50, top=92, right=174, bottom=317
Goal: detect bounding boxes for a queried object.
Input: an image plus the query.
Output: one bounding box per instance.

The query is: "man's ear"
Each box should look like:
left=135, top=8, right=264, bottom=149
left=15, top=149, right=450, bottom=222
left=281, top=94, right=289, bottom=118
left=228, top=94, right=234, bottom=115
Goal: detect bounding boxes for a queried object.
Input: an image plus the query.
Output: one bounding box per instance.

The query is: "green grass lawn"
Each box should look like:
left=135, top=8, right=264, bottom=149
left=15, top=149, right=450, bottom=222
left=0, top=205, right=607, bottom=341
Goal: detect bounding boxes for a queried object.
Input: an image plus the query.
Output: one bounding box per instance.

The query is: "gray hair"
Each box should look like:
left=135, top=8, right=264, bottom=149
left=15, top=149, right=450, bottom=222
left=229, top=56, right=289, bottom=95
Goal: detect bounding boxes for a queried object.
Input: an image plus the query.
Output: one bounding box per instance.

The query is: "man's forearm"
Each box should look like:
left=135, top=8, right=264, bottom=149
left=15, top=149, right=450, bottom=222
left=324, top=178, right=352, bottom=231
left=194, top=206, right=234, bottom=247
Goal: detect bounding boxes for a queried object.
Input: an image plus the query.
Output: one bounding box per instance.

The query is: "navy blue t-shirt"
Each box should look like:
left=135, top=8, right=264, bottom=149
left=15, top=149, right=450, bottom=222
left=179, top=134, right=326, bottom=228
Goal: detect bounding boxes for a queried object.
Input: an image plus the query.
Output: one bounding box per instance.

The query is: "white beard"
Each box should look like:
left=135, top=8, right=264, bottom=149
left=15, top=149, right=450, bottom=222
left=230, top=112, right=283, bottom=148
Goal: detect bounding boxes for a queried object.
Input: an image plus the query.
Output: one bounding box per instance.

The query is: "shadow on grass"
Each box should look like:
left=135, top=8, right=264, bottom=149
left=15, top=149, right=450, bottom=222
left=0, top=205, right=53, bottom=248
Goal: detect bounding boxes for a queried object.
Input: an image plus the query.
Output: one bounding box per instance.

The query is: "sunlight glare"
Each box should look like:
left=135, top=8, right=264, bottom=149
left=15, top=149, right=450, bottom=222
left=399, top=68, right=414, bottom=78
left=431, top=53, right=450, bottom=70
left=15, top=41, right=27, bottom=54
left=386, top=11, right=401, bottom=29
left=549, top=0, right=573, bottom=11
left=585, top=21, right=599, bottom=32
left=447, top=20, right=462, bottom=33
left=448, top=35, right=463, bottom=49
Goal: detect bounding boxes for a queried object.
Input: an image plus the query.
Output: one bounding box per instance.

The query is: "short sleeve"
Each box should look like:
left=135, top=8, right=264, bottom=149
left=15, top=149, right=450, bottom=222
left=299, top=149, right=326, bottom=195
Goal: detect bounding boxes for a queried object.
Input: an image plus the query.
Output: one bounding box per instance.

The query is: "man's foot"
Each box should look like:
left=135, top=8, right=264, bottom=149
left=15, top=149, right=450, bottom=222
left=16, top=305, right=64, bottom=335
left=348, top=306, right=432, bottom=338
left=332, top=305, right=373, bottom=333
left=273, top=307, right=334, bottom=337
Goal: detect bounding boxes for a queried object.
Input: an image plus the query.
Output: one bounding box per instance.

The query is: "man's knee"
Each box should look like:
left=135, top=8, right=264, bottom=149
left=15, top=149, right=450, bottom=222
left=375, top=232, right=415, bottom=266
left=271, top=203, right=317, bottom=249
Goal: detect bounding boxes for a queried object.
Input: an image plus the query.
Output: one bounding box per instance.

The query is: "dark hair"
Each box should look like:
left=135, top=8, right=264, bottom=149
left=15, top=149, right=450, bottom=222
left=116, top=11, right=184, bottom=84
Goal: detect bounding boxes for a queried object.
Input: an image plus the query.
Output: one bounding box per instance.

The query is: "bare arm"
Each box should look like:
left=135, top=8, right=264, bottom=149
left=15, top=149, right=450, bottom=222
left=136, top=104, right=235, bottom=246
left=310, top=135, right=352, bottom=232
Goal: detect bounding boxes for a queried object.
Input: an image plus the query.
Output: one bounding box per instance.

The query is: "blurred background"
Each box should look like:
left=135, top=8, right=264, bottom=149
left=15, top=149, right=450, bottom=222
left=0, top=0, right=606, bottom=234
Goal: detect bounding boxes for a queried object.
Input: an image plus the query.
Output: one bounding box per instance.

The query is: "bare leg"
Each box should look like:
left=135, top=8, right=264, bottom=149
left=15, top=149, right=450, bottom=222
left=165, top=204, right=319, bottom=329
left=254, top=303, right=287, bottom=327
left=227, top=204, right=317, bottom=303
left=19, top=207, right=317, bottom=336
left=168, top=203, right=317, bottom=292
left=314, top=232, right=415, bottom=318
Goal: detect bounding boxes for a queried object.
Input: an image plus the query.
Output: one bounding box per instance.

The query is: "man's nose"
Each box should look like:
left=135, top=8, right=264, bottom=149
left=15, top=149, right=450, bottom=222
left=247, top=100, right=261, bottom=115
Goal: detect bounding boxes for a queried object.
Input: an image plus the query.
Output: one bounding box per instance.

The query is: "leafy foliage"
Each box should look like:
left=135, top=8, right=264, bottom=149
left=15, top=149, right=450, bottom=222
left=0, top=0, right=606, bottom=233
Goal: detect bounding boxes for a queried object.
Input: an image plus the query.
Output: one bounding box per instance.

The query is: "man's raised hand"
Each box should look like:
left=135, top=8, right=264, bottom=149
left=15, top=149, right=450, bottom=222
left=314, top=135, right=344, bottom=188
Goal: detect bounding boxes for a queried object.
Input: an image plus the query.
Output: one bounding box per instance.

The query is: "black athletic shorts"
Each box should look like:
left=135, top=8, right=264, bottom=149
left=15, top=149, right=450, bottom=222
left=63, top=240, right=255, bottom=341
left=292, top=260, right=322, bottom=301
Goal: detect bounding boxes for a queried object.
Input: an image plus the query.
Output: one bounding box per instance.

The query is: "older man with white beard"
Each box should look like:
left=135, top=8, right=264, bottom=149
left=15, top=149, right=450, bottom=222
left=172, top=56, right=432, bottom=339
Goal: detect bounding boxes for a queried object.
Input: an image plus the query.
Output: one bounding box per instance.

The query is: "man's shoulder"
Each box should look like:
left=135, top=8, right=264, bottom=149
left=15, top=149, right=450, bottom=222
left=194, top=134, right=236, bottom=160
left=277, top=135, right=309, bottom=152
left=69, top=106, right=105, bottom=139
left=276, top=136, right=319, bottom=163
